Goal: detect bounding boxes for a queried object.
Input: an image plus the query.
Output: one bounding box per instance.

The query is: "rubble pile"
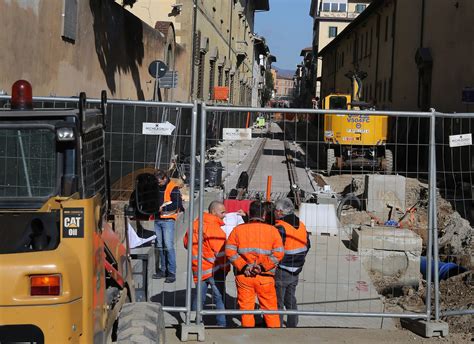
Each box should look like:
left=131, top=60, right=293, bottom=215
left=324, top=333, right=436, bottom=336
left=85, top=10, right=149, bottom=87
left=321, top=173, right=473, bottom=335
left=438, top=271, right=473, bottom=334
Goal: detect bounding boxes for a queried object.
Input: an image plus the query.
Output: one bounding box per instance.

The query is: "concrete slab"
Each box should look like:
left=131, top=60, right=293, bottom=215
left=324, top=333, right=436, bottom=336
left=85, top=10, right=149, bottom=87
left=400, top=319, right=449, bottom=338
left=351, top=226, right=422, bottom=286
left=352, top=226, right=423, bottom=253
left=364, top=175, right=406, bottom=222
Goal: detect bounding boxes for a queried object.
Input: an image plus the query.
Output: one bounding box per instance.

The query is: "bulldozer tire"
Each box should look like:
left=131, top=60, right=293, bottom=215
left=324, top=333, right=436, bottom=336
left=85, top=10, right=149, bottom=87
left=383, top=149, right=393, bottom=174
left=117, top=302, right=165, bottom=344
left=327, top=148, right=336, bottom=175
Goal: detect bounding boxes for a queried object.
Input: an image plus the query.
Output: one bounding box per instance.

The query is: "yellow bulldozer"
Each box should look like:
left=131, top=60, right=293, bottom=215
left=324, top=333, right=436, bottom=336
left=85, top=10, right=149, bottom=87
left=0, top=81, right=165, bottom=343
left=323, top=72, right=392, bottom=174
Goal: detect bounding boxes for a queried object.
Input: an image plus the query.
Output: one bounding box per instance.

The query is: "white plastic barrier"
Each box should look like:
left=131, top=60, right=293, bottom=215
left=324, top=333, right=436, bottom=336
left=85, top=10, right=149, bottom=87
left=299, top=203, right=342, bottom=236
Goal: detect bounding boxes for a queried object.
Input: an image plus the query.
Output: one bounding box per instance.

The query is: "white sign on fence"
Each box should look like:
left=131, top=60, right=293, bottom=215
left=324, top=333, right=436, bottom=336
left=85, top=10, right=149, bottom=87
left=449, top=133, right=472, bottom=147
left=223, top=128, right=252, bottom=140
left=142, top=121, right=176, bottom=136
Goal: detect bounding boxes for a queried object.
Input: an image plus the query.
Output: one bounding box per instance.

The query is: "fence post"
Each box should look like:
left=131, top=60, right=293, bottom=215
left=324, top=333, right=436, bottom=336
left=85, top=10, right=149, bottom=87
left=429, top=111, right=440, bottom=321
left=185, top=101, right=198, bottom=325
left=196, top=102, right=207, bottom=325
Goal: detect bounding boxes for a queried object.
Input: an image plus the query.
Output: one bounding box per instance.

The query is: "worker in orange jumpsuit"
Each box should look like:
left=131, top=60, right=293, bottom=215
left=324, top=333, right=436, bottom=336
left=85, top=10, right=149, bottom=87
left=225, top=201, right=284, bottom=328
left=184, top=201, right=229, bottom=326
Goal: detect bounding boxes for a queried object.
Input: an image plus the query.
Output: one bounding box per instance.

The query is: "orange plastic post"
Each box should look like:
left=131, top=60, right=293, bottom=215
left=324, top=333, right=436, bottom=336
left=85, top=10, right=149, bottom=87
left=246, top=112, right=250, bottom=128
left=266, top=175, right=272, bottom=201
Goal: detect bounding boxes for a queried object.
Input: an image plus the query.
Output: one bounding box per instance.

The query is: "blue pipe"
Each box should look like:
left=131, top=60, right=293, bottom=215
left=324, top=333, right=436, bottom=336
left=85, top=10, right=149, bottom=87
left=420, top=256, right=467, bottom=281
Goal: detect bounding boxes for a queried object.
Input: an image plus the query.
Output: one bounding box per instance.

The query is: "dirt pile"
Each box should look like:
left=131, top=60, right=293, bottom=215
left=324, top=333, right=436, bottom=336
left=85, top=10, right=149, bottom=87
left=438, top=271, right=474, bottom=334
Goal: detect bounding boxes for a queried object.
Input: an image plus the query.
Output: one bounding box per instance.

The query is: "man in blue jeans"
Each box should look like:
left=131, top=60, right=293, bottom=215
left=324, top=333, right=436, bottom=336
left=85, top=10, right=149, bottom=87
left=184, top=201, right=229, bottom=326
left=153, top=170, right=183, bottom=283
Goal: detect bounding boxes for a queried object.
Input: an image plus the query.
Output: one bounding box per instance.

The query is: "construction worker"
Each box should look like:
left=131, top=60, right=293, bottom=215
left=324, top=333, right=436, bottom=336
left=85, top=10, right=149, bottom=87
left=225, top=201, right=284, bottom=328
left=153, top=170, right=184, bottom=283
left=183, top=201, right=229, bottom=326
left=274, top=198, right=311, bottom=328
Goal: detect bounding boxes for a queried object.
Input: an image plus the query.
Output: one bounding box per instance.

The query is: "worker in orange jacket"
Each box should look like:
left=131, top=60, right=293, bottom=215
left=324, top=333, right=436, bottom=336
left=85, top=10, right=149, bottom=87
left=225, top=201, right=284, bottom=328
left=274, top=198, right=310, bottom=327
left=184, top=201, right=229, bottom=326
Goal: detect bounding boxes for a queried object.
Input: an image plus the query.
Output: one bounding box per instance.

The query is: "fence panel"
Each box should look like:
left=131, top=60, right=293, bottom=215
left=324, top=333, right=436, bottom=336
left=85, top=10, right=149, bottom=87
left=433, top=113, right=473, bottom=332
left=194, top=105, right=441, bottom=329
left=2, top=92, right=471, bottom=336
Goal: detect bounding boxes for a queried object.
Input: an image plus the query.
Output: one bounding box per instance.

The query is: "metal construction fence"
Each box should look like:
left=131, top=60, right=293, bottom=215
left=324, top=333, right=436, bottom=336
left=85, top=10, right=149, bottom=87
left=1, top=94, right=472, bottom=340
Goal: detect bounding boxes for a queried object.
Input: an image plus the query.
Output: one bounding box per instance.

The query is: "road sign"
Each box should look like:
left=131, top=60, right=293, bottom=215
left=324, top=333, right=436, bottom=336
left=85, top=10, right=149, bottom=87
left=142, top=121, right=176, bottom=136
left=449, top=133, right=472, bottom=148
left=223, top=128, right=252, bottom=140
left=158, top=71, right=178, bottom=89
left=148, top=60, right=168, bottom=78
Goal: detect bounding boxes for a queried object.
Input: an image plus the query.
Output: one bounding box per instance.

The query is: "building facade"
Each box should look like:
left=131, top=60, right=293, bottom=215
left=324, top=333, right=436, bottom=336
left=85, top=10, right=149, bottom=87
left=309, top=0, right=372, bottom=97
left=0, top=0, right=179, bottom=101
left=274, top=73, right=295, bottom=105
left=122, top=0, right=271, bottom=105
left=318, top=0, right=473, bottom=204
left=318, top=0, right=474, bottom=113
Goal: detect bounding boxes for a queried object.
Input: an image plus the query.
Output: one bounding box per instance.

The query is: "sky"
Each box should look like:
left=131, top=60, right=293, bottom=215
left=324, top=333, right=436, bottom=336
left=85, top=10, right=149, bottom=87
left=255, top=0, right=314, bottom=71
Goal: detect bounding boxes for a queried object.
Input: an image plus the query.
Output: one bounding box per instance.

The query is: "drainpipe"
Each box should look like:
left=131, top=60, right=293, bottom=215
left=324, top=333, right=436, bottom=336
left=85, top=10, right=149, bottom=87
left=417, top=0, right=426, bottom=108
left=374, top=13, right=381, bottom=104
left=228, top=0, right=233, bottom=64
left=389, top=0, right=397, bottom=103
left=190, top=0, right=198, bottom=100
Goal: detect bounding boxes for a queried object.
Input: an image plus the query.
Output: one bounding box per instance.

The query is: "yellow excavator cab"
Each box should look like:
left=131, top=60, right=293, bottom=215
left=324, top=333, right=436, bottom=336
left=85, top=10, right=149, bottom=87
left=321, top=74, right=392, bottom=174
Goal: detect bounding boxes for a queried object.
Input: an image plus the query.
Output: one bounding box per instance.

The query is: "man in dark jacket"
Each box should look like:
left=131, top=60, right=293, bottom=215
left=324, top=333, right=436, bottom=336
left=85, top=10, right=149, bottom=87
left=153, top=170, right=184, bottom=283
left=274, top=198, right=310, bottom=327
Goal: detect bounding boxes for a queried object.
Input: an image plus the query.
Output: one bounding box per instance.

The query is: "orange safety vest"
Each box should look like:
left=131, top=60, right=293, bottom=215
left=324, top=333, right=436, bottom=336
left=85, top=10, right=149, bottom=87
left=275, top=219, right=309, bottom=274
left=183, top=212, right=229, bottom=282
left=225, top=221, right=284, bottom=276
left=160, top=180, right=180, bottom=220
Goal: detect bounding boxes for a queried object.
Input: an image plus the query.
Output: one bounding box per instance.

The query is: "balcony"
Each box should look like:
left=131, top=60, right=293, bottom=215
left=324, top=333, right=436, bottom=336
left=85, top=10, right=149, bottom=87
left=236, top=41, right=248, bottom=59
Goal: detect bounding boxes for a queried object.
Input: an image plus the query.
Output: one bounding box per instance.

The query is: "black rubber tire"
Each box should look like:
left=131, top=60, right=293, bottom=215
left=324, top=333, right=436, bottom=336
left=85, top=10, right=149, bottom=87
left=117, top=302, right=165, bottom=344
left=327, top=148, right=336, bottom=175
left=384, top=149, right=393, bottom=174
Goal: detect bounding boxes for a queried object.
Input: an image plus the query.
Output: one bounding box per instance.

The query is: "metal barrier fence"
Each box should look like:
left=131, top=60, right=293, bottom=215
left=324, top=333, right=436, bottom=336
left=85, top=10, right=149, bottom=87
left=1, top=94, right=472, bottom=339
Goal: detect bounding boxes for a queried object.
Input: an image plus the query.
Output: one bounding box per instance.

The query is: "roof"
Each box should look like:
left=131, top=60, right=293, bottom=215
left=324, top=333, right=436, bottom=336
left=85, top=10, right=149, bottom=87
left=318, top=0, right=384, bottom=57
left=300, top=46, right=313, bottom=56
left=154, top=21, right=174, bottom=37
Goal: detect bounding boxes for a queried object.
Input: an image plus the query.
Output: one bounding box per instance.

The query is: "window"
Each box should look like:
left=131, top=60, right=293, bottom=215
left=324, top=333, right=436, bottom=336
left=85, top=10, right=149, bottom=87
left=331, top=3, right=338, bottom=12
left=62, top=0, right=78, bottom=42
left=218, top=66, right=223, bottom=86
left=355, top=4, right=366, bottom=13
left=322, top=3, right=330, bottom=11
left=329, top=96, right=348, bottom=110
left=329, top=26, right=338, bottom=38
left=229, top=74, right=234, bottom=103
left=209, top=59, right=216, bottom=100
left=339, top=3, right=347, bottom=12
left=225, top=70, right=230, bottom=87
left=0, top=128, right=57, bottom=198
left=197, top=52, right=206, bottom=99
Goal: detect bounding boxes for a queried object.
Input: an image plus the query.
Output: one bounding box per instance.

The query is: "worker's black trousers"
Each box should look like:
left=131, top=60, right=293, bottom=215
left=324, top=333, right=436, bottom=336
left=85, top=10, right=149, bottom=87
left=275, top=268, right=299, bottom=328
